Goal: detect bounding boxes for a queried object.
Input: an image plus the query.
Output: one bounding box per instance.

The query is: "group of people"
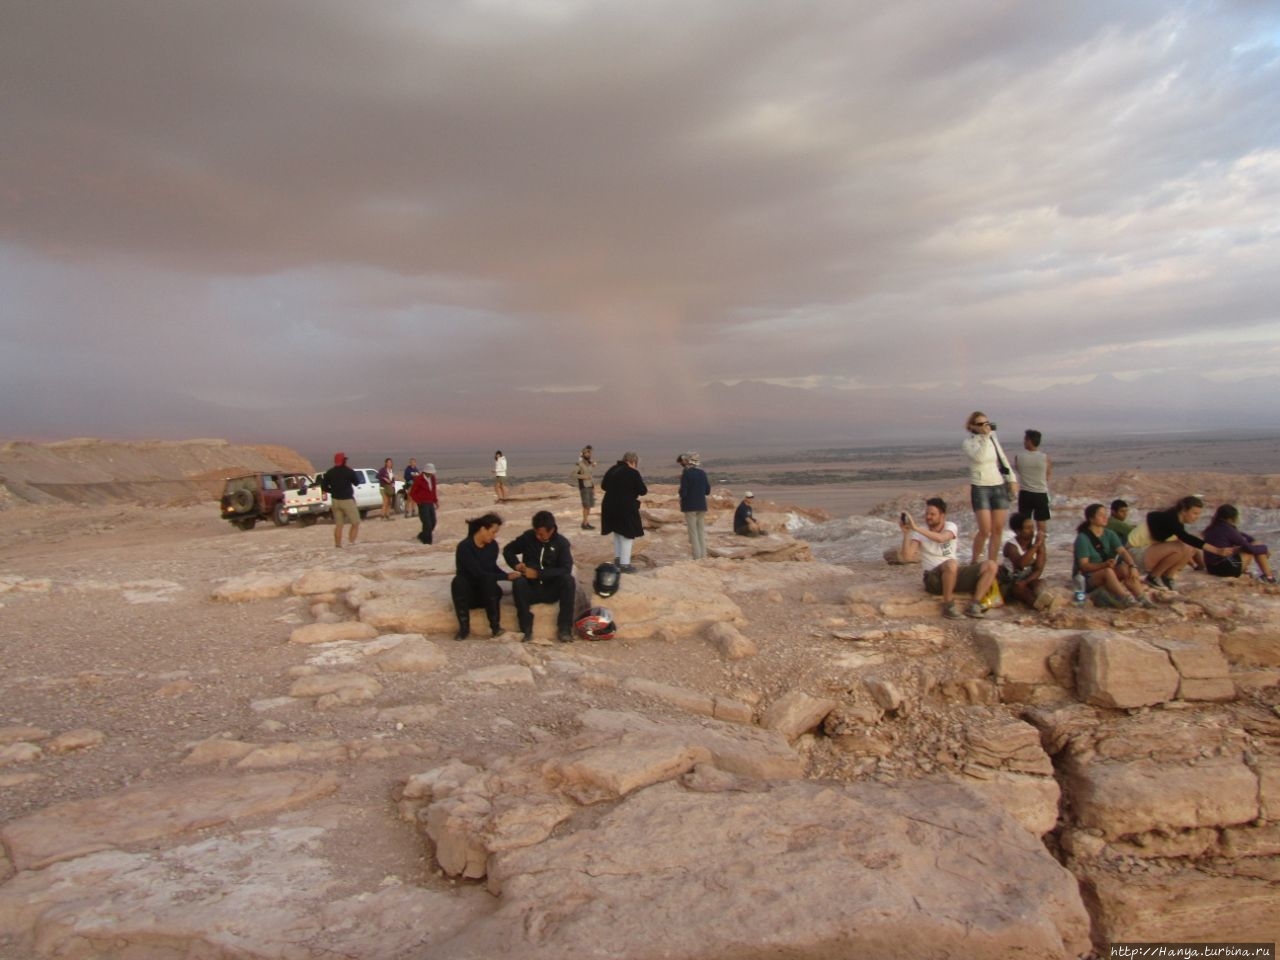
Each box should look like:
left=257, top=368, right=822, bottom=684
left=895, top=411, right=1275, bottom=619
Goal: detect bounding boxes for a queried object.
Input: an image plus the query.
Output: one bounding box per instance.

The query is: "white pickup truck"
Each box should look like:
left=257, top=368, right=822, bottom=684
left=295, top=468, right=404, bottom=521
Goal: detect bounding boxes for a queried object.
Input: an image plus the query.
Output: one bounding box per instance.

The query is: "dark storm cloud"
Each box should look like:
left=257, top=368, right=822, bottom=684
left=1, top=1, right=1278, bottom=446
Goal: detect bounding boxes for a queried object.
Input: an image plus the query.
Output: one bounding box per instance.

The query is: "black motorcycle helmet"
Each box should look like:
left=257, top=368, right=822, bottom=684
left=593, top=562, right=620, bottom=598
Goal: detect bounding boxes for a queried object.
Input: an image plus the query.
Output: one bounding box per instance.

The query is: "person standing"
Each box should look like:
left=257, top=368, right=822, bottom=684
left=320, top=452, right=361, bottom=548
left=403, top=458, right=421, bottom=518
left=377, top=458, right=396, bottom=521
left=493, top=451, right=508, bottom=503
left=503, top=510, right=577, bottom=643
left=600, top=451, right=647, bottom=573
left=961, top=411, right=1015, bottom=565
left=410, top=463, right=439, bottom=544
left=678, top=452, right=711, bottom=560
left=451, top=513, right=519, bottom=640
left=1014, top=429, right=1052, bottom=546
left=574, top=445, right=597, bottom=530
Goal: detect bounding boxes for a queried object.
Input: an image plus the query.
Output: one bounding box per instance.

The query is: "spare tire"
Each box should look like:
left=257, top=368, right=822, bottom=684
left=230, top=489, right=254, bottom=513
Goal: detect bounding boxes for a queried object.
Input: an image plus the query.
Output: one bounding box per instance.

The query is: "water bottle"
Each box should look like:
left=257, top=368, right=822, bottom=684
left=1072, top=573, right=1087, bottom=607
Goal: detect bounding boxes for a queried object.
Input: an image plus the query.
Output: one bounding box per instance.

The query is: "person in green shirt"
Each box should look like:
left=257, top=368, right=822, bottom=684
left=1106, top=499, right=1135, bottom=540
left=1075, top=503, right=1153, bottom=608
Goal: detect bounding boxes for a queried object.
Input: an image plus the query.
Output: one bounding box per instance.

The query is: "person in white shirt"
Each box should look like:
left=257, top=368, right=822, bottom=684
left=493, top=451, right=508, bottom=503
left=898, top=497, right=998, bottom=620
left=961, top=411, right=1016, bottom=565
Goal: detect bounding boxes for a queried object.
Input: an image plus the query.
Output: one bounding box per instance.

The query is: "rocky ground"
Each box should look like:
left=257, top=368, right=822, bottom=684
left=1, top=462, right=1279, bottom=957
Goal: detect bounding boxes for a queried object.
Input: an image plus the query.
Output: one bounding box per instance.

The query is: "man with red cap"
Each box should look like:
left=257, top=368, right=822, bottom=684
left=321, top=452, right=361, bottom=548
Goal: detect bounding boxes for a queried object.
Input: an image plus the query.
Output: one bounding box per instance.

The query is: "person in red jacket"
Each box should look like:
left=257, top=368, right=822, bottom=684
left=410, top=463, right=439, bottom=544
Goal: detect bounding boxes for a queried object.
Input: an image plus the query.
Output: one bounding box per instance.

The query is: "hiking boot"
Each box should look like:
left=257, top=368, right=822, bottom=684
left=521, top=631, right=533, bottom=643
left=1033, top=590, right=1056, bottom=612
left=1139, top=594, right=1157, bottom=609
left=619, top=564, right=637, bottom=574
left=964, top=601, right=986, bottom=618
left=942, top=602, right=962, bottom=620
left=558, top=630, right=575, bottom=644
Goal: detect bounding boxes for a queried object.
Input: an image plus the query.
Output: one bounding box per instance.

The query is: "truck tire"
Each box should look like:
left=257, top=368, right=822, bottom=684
left=234, top=518, right=257, bottom=531
left=394, top=492, right=406, bottom=514
left=298, top=514, right=318, bottom=527
left=230, top=489, right=254, bottom=513
left=272, top=502, right=289, bottom=526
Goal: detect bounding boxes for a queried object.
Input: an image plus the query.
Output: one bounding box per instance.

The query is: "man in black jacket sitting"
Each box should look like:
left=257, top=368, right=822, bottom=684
left=503, top=510, right=577, bottom=643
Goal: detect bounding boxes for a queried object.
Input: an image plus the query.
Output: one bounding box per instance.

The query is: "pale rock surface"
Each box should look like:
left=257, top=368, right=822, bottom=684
left=374, top=636, right=449, bottom=673
left=0, top=743, right=42, bottom=766
left=1075, top=630, right=1179, bottom=708
left=289, top=620, right=379, bottom=645
left=290, top=568, right=372, bottom=596
left=955, top=769, right=1061, bottom=836
left=621, top=677, right=715, bottom=716
left=0, top=725, right=50, bottom=744
left=1066, top=755, right=1258, bottom=839
left=760, top=690, right=838, bottom=741
left=287, top=671, right=383, bottom=702
left=704, top=620, right=758, bottom=660
left=460, top=664, right=536, bottom=687
left=973, top=622, right=1080, bottom=688
left=1219, top=625, right=1280, bottom=666
left=0, top=771, right=340, bottom=871
left=455, top=779, right=1090, bottom=960
left=210, top=571, right=298, bottom=602
left=45, top=728, right=106, bottom=754
left=0, top=825, right=489, bottom=960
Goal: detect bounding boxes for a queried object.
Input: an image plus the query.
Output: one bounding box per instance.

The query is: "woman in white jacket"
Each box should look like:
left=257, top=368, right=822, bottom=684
left=962, top=411, right=1016, bottom=565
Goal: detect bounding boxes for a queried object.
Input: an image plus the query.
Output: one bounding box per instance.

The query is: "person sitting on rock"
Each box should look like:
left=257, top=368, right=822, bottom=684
left=1134, top=495, right=1237, bottom=592
left=1106, top=499, right=1135, bottom=540
left=1073, top=503, right=1154, bottom=609
left=502, top=510, right=577, bottom=644
left=1001, top=511, right=1056, bottom=610
left=451, top=512, right=519, bottom=641
left=1202, top=504, right=1276, bottom=583
left=734, top=491, right=766, bottom=536
left=898, top=497, right=997, bottom=619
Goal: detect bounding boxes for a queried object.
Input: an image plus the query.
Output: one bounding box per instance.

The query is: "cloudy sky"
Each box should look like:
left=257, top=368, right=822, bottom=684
left=3, top=1, right=1279, bottom=453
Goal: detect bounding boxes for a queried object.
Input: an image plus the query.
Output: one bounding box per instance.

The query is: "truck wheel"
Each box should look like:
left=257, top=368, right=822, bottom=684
left=359, top=508, right=371, bottom=519
left=230, top=489, right=254, bottom=513
left=298, top=515, right=318, bottom=527
left=234, top=518, right=257, bottom=531
left=272, top=503, right=289, bottom=526
left=394, top=492, right=406, bottom=514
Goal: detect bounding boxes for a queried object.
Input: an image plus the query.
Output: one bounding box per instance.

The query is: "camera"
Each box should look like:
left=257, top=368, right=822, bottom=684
left=987, top=422, right=998, bottom=431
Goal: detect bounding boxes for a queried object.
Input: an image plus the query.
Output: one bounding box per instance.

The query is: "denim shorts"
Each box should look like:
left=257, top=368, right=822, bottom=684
left=970, top=483, right=1010, bottom=512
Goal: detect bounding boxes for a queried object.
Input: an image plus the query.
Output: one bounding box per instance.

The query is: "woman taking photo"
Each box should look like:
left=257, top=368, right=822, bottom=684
left=962, top=411, right=1015, bottom=564
left=1136, top=495, right=1237, bottom=592
left=1074, top=503, right=1154, bottom=608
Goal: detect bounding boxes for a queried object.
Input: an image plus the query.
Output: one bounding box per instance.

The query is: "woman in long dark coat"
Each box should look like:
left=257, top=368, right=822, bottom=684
left=600, top=451, right=647, bottom=573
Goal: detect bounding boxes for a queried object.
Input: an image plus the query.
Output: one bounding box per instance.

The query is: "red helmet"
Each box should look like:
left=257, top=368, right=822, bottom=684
left=574, top=606, right=616, bottom=641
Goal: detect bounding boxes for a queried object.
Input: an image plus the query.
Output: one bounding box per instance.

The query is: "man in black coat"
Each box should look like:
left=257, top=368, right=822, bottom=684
left=600, top=451, right=647, bottom=573
left=503, top=510, right=577, bottom=643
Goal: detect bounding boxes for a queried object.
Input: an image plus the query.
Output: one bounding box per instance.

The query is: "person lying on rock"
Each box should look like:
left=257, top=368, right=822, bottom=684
left=503, top=510, right=577, bottom=644
left=451, top=512, right=519, bottom=640
left=898, top=497, right=997, bottom=620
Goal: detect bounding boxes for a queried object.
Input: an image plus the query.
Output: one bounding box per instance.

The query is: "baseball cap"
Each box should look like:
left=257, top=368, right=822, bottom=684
left=333, top=452, right=347, bottom=465
left=745, top=490, right=754, bottom=498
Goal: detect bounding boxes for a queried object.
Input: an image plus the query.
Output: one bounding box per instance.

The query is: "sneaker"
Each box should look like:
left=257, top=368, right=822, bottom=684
left=1160, top=576, right=1177, bottom=592
left=1264, top=576, right=1278, bottom=585
left=1122, top=594, right=1140, bottom=608
left=964, top=602, right=986, bottom=619
left=1143, top=574, right=1168, bottom=592
left=942, top=602, right=962, bottom=620
left=619, top=564, right=638, bottom=574
left=581, top=523, right=595, bottom=530
left=521, top=631, right=533, bottom=643
left=1092, top=590, right=1123, bottom=609
left=1139, top=594, right=1157, bottom=609
left=557, top=630, right=575, bottom=644
left=1033, top=590, right=1056, bottom=612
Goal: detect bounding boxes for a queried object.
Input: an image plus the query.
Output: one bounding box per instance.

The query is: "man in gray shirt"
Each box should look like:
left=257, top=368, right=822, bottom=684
left=1014, top=430, right=1052, bottom=546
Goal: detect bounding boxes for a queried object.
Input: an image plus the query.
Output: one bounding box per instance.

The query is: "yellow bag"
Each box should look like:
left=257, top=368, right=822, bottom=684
left=980, top=578, right=1004, bottom=609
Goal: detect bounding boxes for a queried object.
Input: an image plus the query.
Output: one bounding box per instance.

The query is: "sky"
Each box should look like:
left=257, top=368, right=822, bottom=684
left=3, top=0, right=1280, bottom=453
